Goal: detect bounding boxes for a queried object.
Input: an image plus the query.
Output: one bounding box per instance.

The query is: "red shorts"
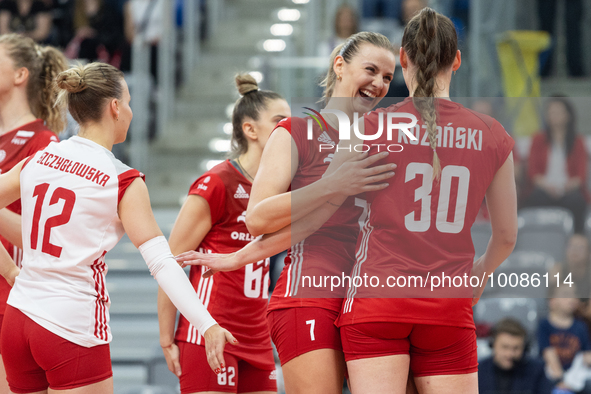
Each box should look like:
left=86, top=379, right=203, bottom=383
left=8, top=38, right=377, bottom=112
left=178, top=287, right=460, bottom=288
left=267, top=307, right=342, bottom=365
left=1, top=305, right=112, bottom=393
left=178, top=341, right=277, bottom=394
left=340, top=322, right=478, bottom=377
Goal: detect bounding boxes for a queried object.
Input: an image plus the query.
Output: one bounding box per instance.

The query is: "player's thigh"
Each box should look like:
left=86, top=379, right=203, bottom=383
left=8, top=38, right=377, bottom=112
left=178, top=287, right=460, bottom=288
left=340, top=322, right=413, bottom=394
left=282, top=348, right=346, bottom=394
left=47, top=377, right=112, bottom=394
left=413, top=372, right=478, bottom=394
left=0, top=357, right=10, bottom=394
left=347, top=355, right=410, bottom=394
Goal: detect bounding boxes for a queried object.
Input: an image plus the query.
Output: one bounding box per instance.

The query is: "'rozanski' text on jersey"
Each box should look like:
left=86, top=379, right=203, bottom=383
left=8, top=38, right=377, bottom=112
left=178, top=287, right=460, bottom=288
left=174, top=160, right=274, bottom=370
left=8, top=136, right=143, bottom=347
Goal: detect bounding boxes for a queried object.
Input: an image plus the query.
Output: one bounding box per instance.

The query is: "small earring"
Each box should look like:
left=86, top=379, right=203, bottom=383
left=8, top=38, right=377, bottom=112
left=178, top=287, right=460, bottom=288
left=116, top=117, right=119, bottom=121
left=336, top=74, right=342, bottom=81
left=453, top=70, right=456, bottom=76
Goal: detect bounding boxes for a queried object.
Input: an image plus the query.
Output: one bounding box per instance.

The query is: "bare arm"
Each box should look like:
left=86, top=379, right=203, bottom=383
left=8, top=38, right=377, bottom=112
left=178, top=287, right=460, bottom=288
left=158, top=195, right=212, bottom=377
left=0, top=162, right=23, bottom=285
left=120, top=179, right=235, bottom=373
left=247, top=120, right=392, bottom=237
left=472, top=154, right=518, bottom=304
left=0, top=209, right=23, bottom=249
left=543, top=347, right=564, bottom=380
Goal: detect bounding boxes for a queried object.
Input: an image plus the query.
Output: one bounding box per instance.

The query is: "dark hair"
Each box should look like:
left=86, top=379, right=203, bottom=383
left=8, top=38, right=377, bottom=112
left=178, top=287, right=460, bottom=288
left=544, top=96, right=576, bottom=156
left=402, top=7, right=458, bottom=180
left=320, top=31, right=394, bottom=104
left=491, top=318, right=527, bottom=341
left=55, top=63, right=124, bottom=125
left=230, top=74, right=283, bottom=157
left=0, top=34, right=68, bottom=133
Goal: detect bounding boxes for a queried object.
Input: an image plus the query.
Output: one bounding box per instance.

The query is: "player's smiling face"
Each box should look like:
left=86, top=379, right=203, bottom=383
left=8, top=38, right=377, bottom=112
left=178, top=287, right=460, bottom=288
left=333, top=43, right=395, bottom=111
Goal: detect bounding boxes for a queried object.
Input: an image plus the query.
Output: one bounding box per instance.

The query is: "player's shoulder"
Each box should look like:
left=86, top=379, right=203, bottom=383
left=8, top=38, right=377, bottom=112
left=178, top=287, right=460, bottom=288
left=462, top=106, right=501, bottom=131
left=189, top=162, right=231, bottom=191
left=274, top=116, right=307, bottom=135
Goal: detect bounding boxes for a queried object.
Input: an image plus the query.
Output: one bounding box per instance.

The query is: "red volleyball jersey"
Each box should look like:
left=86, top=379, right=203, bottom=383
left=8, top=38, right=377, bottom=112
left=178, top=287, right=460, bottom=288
left=268, top=117, right=365, bottom=313
left=0, top=120, right=58, bottom=315
left=174, top=160, right=274, bottom=369
left=338, top=98, right=514, bottom=329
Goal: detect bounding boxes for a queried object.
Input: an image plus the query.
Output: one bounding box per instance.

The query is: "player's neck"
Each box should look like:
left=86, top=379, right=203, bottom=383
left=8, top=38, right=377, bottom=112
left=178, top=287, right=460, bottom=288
left=238, top=148, right=261, bottom=181
left=77, top=123, right=115, bottom=151
left=0, top=91, right=36, bottom=136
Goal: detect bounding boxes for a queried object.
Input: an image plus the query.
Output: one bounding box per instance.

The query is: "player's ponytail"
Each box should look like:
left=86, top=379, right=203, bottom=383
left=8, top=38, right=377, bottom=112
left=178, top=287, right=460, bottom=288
left=320, top=31, right=394, bottom=104
left=402, top=7, right=457, bottom=181
left=230, top=73, right=283, bottom=158
left=0, top=34, right=68, bottom=133
left=55, top=63, right=124, bottom=125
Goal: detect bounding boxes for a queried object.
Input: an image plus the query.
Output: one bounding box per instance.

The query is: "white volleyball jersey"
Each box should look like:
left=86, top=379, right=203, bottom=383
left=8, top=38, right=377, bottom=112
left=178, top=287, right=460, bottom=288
left=8, top=136, right=144, bottom=347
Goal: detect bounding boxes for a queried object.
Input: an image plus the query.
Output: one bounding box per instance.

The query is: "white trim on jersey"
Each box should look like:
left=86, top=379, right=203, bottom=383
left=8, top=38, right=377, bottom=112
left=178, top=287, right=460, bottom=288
left=285, top=241, right=304, bottom=297
left=12, top=245, right=23, bottom=267
left=187, top=266, right=215, bottom=345
left=343, top=204, right=373, bottom=314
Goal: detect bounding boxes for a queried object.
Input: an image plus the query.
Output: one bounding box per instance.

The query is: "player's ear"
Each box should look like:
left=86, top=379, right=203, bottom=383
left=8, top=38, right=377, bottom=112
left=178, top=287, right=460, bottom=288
left=241, top=120, right=257, bottom=140
left=13, top=67, right=29, bottom=86
left=109, top=98, right=120, bottom=121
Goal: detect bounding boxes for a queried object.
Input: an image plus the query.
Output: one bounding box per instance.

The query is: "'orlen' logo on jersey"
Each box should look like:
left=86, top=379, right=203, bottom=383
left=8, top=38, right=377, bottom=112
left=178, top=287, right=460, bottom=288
left=231, top=231, right=255, bottom=241
left=11, top=130, right=35, bottom=146
left=234, top=184, right=249, bottom=199
left=237, top=211, right=246, bottom=223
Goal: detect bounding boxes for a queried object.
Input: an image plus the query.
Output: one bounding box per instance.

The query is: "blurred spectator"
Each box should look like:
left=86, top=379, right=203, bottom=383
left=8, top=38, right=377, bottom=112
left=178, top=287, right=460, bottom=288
left=122, top=0, right=163, bottom=76
left=539, top=286, right=591, bottom=393
left=361, top=0, right=400, bottom=20
left=524, top=97, right=588, bottom=233
left=537, top=0, right=585, bottom=77
left=63, top=0, right=125, bottom=67
left=551, top=234, right=591, bottom=299
left=0, top=0, right=53, bottom=42
left=318, top=4, right=358, bottom=58
left=479, top=318, right=552, bottom=394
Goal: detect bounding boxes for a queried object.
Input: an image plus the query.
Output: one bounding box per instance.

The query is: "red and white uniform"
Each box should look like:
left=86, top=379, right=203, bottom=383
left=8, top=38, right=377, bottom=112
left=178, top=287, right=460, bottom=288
left=268, top=117, right=365, bottom=314
left=8, top=136, right=143, bottom=347
left=0, top=120, right=58, bottom=315
left=338, top=98, right=514, bottom=329
left=174, top=160, right=274, bottom=370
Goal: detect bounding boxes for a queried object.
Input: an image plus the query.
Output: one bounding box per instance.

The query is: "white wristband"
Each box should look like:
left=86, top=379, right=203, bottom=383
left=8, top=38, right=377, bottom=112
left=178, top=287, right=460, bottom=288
left=139, top=236, right=217, bottom=337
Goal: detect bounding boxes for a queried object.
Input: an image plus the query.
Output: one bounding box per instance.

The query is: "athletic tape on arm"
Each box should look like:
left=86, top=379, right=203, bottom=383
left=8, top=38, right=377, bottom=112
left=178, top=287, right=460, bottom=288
left=139, top=236, right=217, bottom=336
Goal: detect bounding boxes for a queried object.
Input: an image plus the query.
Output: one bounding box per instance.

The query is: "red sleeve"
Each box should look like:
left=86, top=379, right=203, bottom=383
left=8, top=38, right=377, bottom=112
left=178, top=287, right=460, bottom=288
left=188, top=172, right=226, bottom=224
left=527, top=133, right=548, bottom=179
left=118, top=169, right=146, bottom=205
left=273, top=116, right=309, bottom=166
left=568, top=136, right=588, bottom=181
left=25, top=131, right=59, bottom=158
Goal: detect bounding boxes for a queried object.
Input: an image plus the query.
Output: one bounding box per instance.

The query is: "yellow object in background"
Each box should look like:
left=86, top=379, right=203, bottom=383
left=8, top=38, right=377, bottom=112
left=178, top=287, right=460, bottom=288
left=497, top=31, right=551, bottom=136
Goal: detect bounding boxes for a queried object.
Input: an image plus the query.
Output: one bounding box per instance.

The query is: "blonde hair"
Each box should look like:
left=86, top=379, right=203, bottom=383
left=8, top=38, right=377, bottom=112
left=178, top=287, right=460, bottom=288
left=0, top=34, right=68, bottom=133
left=320, top=31, right=394, bottom=104
left=55, top=62, right=124, bottom=125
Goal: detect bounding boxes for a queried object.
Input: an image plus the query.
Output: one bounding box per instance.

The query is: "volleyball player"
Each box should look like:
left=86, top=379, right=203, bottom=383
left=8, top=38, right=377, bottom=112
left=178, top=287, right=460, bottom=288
left=158, top=74, right=289, bottom=394
left=0, top=62, right=235, bottom=393
left=327, top=8, right=518, bottom=393
left=0, top=33, right=68, bottom=393
left=177, top=32, right=396, bottom=394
